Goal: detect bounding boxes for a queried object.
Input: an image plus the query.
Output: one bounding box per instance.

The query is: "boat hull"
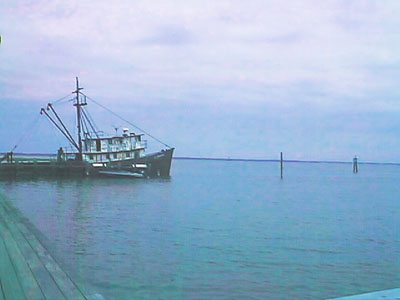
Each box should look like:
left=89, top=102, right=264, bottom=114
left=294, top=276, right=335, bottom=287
left=92, top=148, right=175, bottom=178
left=0, top=148, right=174, bottom=179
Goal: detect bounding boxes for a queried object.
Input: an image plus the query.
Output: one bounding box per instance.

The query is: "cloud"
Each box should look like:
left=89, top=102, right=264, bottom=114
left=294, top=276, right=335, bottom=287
left=1, top=0, right=399, bottom=102
left=1, top=0, right=400, bottom=160
left=137, top=25, right=194, bottom=46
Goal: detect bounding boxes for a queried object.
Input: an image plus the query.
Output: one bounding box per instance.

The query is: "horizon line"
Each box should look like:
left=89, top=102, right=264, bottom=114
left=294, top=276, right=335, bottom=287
left=174, top=156, right=400, bottom=165
left=2, top=152, right=400, bottom=166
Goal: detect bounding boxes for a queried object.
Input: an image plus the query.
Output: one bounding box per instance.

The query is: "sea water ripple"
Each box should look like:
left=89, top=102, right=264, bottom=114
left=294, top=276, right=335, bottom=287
left=0, top=159, right=399, bottom=299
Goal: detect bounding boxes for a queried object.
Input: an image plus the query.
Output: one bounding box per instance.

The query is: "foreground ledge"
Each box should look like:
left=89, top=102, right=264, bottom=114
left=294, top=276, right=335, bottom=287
left=0, top=194, right=104, bottom=300
left=327, top=288, right=400, bottom=300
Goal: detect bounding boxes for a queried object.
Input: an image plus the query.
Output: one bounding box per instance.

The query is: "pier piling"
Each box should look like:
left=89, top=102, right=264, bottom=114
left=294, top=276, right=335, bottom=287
left=353, top=156, right=358, bottom=173
left=280, top=152, right=283, bottom=179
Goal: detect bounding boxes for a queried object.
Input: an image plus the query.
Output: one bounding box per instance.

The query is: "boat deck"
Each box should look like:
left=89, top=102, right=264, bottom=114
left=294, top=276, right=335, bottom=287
left=0, top=195, right=103, bottom=300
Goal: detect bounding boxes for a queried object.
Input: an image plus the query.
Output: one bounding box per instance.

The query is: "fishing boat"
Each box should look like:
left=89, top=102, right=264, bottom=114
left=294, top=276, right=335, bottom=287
left=0, top=78, right=174, bottom=178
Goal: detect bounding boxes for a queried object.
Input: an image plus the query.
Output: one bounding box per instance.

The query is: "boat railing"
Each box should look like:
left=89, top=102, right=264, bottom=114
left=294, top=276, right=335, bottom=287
left=63, top=152, right=80, bottom=161
left=1, top=157, right=57, bottom=165
left=62, top=146, right=77, bottom=153
left=140, top=140, right=148, bottom=149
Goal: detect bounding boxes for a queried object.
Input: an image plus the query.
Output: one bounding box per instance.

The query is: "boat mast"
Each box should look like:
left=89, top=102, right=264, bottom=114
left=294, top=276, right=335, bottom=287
left=74, top=77, right=85, bottom=160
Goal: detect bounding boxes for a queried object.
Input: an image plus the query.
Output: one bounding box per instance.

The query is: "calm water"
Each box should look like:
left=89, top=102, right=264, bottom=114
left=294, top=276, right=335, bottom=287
left=0, top=159, right=399, bottom=299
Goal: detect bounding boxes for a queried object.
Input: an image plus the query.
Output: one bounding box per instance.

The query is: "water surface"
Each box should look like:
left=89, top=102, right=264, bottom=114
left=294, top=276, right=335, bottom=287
left=0, top=160, right=399, bottom=299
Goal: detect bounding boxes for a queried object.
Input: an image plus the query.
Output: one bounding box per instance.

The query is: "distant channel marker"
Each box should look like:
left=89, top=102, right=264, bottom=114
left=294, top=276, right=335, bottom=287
left=353, top=156, right=358, bottom=173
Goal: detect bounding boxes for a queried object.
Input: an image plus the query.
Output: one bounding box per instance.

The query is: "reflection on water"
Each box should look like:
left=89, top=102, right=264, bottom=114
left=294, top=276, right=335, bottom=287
left=0, top=160, right=399, bottom=299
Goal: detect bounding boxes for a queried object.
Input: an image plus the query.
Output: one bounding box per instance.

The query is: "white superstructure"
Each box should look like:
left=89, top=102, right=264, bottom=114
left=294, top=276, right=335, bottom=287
left=80, top=130, right=147, bottom=163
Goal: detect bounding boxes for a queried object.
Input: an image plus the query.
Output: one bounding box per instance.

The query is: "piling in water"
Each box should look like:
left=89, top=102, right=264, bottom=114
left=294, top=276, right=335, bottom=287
left=280, top=152, right=283, bottom=179
left=353, top=156, right=358, bottom=173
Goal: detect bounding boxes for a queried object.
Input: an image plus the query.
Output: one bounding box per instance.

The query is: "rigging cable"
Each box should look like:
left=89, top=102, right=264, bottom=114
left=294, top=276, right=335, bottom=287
left=83, top=94, right=172, bottom=149
left=10, top=93, right=74, bottom=152
left=9, top=113, right=42, bottom=152
left=81, top=107, right=100, bottom=138
left=50, top=93, right=74, bottom=106
left=82, top=105, right=100, bottom=133
left=80, top=110, right=91, bottom=139
left=43, top=114, right=76, bottom=151
left=10, top=94, right=78, bottom=154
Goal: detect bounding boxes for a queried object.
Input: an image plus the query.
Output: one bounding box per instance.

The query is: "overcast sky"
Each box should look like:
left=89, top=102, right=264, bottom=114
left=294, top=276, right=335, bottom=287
left=1, top=0, right=400, bottom=161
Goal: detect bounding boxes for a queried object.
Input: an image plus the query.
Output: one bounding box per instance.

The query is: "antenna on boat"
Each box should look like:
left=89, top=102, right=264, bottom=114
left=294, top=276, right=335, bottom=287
left=112, top=125, right=121, bottom=135
left=73, top=77, right=86, bottom=160
left=39, top=79, right=101, bottom=155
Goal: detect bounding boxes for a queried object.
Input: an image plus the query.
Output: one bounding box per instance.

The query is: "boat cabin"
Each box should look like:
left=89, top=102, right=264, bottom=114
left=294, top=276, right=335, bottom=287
left=61, top=128, right=146, bottom=163
left=83, top=129, right=146, bottom=163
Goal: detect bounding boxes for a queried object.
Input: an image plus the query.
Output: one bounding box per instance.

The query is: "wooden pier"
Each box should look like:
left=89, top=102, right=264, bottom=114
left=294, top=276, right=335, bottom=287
left=0, top=195, right=103, bottom=300
left=0, top=160, right=88, bottom=178
left=327, top=288, right=400, bottom=299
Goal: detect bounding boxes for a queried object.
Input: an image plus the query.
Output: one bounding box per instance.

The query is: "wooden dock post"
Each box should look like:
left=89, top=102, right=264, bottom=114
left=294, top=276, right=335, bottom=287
left=280, top=152, right=283, bottom=179
left=353, top=156, right=358, bottom=173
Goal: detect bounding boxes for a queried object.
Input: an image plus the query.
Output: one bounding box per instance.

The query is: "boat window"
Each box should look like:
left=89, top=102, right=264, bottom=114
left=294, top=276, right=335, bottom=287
left=113, top=153, right=117, bottom=159
left=126, top=152, right=130, bottom=158
left=106, top=154, right=110, bottom=159
left=89, top=155, right=94, bottom=160
left=96, top=139, right=101, bottom=151
left=108, top=139, right=112, bottom=145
